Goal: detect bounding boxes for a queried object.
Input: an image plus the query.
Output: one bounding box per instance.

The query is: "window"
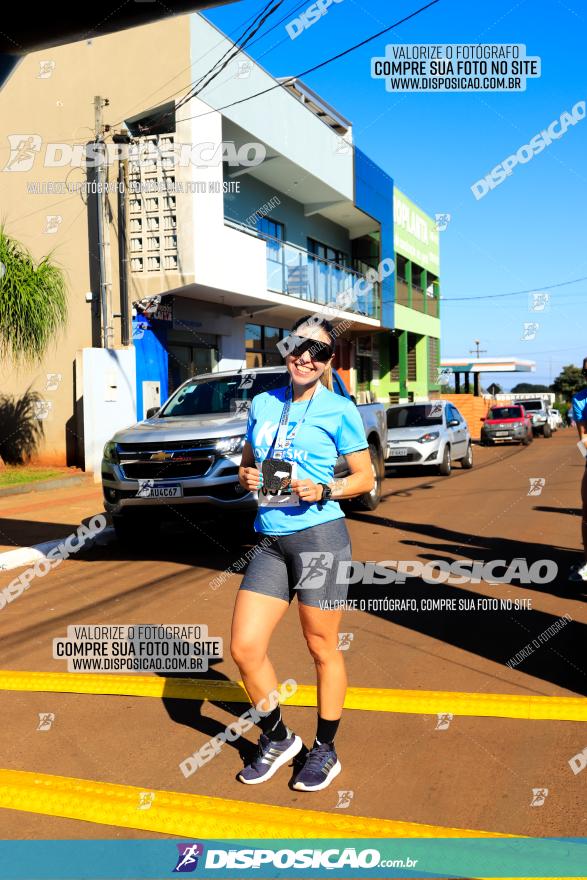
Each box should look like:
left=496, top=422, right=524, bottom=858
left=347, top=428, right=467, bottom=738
left=407, top=332, right=419, bottom=381
left=307, top=238, right=348, bottom=267
left=257, top=218, right=284, bottom=260
left=307, top=238, right=349, bottom=305
left=411, top=263, right=423, bottom=290
left=167, top=339, right=218, bottom=395
left=387, top=404, right=443, bottom=429
left=258, top=219, right=285, bottom=292
left=446, top=405, right=461, bottom=425
left=160, top=372, right=287, bottom=417
left=245, top=323, right=286, bottom=368
left=396, top=254, right=408, bottom=282
left=356, top=354, right=373, bottom=387
left=428, top=337, right=439, bottom=385
left=489, top=407, right=523, bottom=420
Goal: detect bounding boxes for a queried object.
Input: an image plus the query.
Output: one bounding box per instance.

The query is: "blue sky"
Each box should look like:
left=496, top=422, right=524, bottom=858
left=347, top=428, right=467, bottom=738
left=204, top=0, right=586, bottom=389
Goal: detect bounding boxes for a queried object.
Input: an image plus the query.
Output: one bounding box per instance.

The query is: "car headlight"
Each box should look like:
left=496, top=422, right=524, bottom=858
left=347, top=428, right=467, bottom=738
left=216, top=435, right=246, bottom=455
left=103, top=441, right=119, bottom=463
left=418, top=431, right=440, bottom=443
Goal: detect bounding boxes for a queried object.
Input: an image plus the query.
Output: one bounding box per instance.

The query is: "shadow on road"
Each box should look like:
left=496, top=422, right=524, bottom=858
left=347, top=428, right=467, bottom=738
left=349, top=511, right=587, bottom=696
left=156, top=662, right=259, bottom=766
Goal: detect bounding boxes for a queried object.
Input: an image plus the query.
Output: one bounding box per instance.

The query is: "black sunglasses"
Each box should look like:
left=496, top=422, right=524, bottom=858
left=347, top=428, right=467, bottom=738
left=288, top=337, right=334, bottom=363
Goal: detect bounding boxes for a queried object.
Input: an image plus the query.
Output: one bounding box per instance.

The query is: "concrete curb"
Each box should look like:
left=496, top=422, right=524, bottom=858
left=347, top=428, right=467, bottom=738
left=0, top=475, right=86, bottom=498
left=0, top=528, right=115, bottom=573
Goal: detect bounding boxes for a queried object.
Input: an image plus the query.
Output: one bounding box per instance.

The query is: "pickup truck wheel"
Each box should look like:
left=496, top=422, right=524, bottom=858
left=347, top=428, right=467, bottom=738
left=461, top=442, right=473, bottom=469
left=543, top=423, right=552, bottom=438
left=357, top=443, right=383, bottom=511
left=113, top=513, right=160, bottom=545
left=439, top=446, right=451, bottom=476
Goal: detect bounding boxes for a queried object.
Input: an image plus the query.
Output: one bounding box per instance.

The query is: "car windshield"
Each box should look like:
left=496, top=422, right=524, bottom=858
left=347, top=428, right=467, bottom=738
left=488, top=407, right=523, bottom=419
left=159, top=372, right=287, bottom=417
left=519, top=400, right=543, bottom=411
left=387, top=404, right=443, bottom=429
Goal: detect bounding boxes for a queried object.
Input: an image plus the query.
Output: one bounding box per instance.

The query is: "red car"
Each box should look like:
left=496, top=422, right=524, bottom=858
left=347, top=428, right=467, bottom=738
left=480, top=405, right=533, bottom=446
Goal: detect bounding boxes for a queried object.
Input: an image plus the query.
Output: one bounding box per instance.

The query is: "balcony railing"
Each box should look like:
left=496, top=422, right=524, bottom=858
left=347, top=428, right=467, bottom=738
left=225, top=219, right=380, bottom=320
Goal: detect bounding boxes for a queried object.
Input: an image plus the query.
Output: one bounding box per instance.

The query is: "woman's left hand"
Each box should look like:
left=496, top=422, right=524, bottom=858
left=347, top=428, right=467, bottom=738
left=291, top=479, right=323, bottom=503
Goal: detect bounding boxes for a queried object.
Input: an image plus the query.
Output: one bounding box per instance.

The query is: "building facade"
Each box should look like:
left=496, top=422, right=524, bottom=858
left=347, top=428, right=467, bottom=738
left=0, top=12, right=441, bottom=469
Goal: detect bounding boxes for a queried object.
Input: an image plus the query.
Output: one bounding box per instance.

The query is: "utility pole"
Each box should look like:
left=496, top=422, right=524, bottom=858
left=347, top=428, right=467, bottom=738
left=94, top=95, right=112, bottom=348
left=469, top=339, right=487, bottom=359
left=113, top=131, right=132, bottom=347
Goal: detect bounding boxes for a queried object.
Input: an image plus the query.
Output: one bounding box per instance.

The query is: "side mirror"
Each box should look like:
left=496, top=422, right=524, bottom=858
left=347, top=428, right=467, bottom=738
left=146, top=406, right=160, bottom=419
left=448, top=418, right=459, bottom=427
left=480, top=417, right=485, bottom=422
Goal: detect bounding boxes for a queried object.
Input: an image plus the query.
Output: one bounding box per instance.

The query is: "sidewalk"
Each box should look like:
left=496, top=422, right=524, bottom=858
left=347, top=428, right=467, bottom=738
left=0, top=477, right=104, bottom=553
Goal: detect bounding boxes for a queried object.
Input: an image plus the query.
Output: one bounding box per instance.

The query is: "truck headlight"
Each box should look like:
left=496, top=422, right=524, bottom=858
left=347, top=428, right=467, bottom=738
left=103, top=441, right=119, bottom=463
left=418, top=431, right=440, bottom=443
left=216, top=435, right=245, bottom=455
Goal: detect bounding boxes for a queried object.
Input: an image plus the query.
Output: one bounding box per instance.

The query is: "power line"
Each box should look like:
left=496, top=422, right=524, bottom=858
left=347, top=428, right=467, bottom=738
left=441, top=275, right=587, bottom=301
left=175, top=0, right=286, bottom=113
left=107, top=0, right=289, bottom=131
left=173, top=0, right=442, bottom=126
left=188, top=0, right=315, bottom=103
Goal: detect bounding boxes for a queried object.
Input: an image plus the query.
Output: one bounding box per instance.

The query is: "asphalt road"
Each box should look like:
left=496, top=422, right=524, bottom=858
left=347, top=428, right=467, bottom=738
left=0, top=430, right=586, bottom=841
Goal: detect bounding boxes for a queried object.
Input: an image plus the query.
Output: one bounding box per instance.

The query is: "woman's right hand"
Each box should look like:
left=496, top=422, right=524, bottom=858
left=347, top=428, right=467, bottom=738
left=239, top=466, right=262, bottom=491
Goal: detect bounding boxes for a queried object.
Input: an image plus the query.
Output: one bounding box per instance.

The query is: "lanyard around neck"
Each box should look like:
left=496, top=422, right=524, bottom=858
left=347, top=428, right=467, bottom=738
left=269, top=381, right=323, bottom=459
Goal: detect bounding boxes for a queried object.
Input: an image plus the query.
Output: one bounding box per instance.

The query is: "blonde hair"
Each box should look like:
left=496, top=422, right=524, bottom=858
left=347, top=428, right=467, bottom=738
left=320, top=363, right=334, bottom=391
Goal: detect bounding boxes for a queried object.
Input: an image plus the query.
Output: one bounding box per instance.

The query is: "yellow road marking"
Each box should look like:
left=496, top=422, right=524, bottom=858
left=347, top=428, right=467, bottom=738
left=0, top=768, right=508, bottom=838
left=0, top=671, right=585, bottom=721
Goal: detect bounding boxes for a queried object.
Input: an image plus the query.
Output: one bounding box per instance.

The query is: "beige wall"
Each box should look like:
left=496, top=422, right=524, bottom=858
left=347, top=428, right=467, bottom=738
left=0, top=16, right=192, bottom=464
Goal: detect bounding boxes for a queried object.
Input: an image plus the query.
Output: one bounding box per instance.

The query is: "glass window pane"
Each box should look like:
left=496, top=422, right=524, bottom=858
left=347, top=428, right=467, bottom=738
left=246, top=351, right=263, bottom=369
left=264, top=326, right=281, bottom=347
left=245, top=324, right=262, bottom=349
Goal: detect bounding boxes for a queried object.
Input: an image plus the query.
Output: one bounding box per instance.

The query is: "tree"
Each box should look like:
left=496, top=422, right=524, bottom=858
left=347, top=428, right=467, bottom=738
left=510, top=382, right=550, bottom=393
left=552, top=365, right=585, bottom=400
left=0, top=226, right=67, bottom=366
left=0, top=227, right=67, bottom=465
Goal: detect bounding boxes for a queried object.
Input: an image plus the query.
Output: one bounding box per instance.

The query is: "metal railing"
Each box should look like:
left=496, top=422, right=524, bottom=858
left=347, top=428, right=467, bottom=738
left=225, top=218, right=381, bottom=320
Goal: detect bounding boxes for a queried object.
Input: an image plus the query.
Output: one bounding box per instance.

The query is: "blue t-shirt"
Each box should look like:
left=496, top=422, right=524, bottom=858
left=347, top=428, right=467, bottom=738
left=572, top=388, right=587, bottom=424
left=244, top=383, right=368, bottom=535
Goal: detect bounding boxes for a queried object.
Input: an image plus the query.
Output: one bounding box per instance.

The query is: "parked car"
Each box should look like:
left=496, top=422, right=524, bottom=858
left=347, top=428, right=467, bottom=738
left=514, top=398, right=552, bottom=437
left=385, top=400, right=473, bottom=476
left=102, top=367, right=387, bottom=542
left=480, top=404, right=533, bottom=446
left=548, top=407, right=562, bottom=432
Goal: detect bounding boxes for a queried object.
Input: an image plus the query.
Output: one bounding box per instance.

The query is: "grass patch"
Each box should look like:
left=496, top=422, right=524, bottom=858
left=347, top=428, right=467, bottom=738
left=0, top=467, right=63, bottom=487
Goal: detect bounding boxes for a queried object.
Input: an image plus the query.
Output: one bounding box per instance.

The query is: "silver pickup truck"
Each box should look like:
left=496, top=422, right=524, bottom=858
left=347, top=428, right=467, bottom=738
left=101, top=366, right=387, bottom=543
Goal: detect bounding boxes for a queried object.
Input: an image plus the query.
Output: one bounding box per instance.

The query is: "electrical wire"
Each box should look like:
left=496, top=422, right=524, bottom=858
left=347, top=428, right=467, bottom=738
left=175, top=0, right=286, bottom=112
left=104, top=0, right=288, bottom=133
left=440, top=275, right=587, bottom=301
left=171, top=0, right=442, bottom=125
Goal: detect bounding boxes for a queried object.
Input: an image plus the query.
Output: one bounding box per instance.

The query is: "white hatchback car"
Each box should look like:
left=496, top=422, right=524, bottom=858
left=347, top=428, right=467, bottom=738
left=385, top=400, right=473, bottom=476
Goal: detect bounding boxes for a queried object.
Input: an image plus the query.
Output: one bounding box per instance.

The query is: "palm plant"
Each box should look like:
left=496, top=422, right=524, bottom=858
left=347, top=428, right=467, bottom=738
left=0, top=226, right=68, bottom=366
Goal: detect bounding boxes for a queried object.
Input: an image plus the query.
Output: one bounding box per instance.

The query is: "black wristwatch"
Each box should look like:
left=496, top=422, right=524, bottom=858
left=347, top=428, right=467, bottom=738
left=318, top=483, right=332, bottom=506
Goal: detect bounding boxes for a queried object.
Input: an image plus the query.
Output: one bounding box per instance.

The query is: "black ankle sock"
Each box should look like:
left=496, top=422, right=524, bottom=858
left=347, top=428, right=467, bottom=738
left=315, top=715, right=340, bottom=746
left=259, top=706, right=288, bottom=741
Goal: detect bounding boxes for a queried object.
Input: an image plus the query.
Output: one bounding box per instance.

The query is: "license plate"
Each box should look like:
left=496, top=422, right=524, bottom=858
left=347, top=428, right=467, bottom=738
left=389, top=447, right=409, bottom=457
left=495, top=432, right=509, bottom=437
left=137, top=481, right=183, bottom=498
